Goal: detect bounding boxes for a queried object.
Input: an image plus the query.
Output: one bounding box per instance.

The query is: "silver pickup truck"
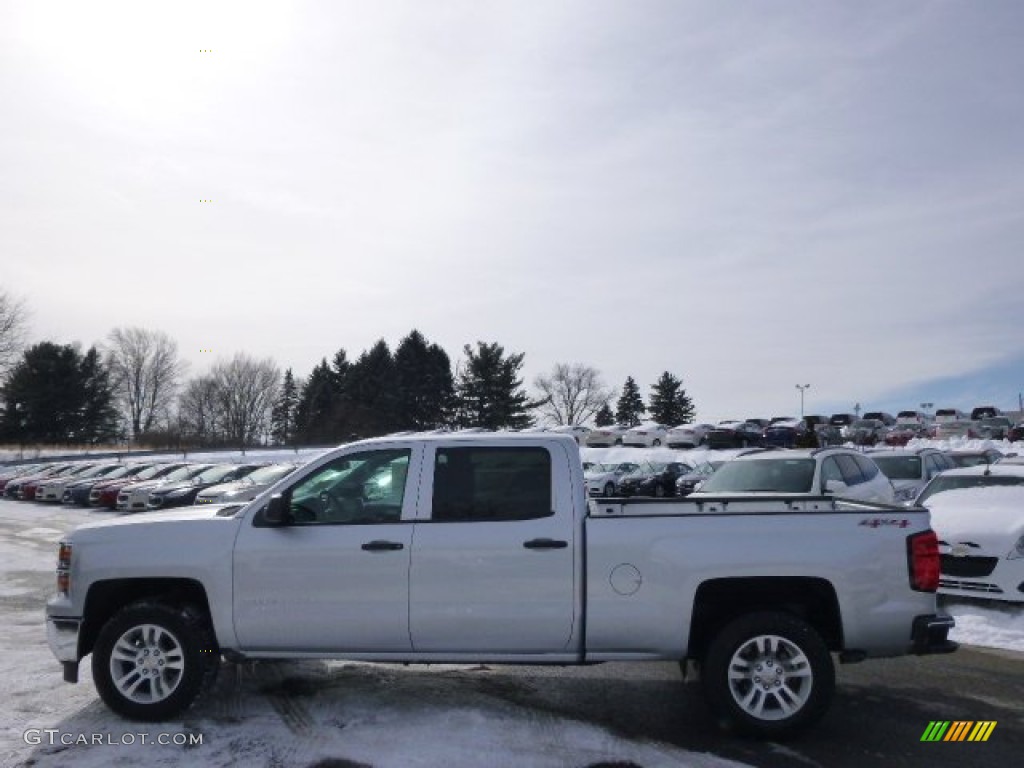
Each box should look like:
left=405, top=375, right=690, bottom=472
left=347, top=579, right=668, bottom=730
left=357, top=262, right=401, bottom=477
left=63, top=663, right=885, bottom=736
left=46, top=433, right=955, bottom=737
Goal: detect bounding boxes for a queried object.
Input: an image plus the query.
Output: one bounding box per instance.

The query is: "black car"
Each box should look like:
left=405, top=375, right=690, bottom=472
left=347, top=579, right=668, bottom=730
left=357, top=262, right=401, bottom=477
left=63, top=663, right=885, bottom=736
left=617, top=462, right=690, bottom=497
left=146, top=464, right=261, bottom=510
left=762, top=419, right=808, bottom=448
left=675, top=460, right=724, bottom=496
left=705, top=422, right=764, bottom=449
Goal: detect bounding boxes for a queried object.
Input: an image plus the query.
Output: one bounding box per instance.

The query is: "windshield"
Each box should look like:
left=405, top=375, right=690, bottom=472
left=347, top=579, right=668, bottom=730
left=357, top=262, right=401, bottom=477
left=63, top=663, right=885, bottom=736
left=166, top=465, right=213, bottom=482
left=628, top=463, right=665, bottom=475
left=917, top=474, right=1024, bottom=505
left=196, top=465, right=245, bottom=484
left=872, top=456, right=923, bottom=481
left=243, top=464, right=296, bottom=484
left=699, top=458, right=816, bottom=493
left=948, top=453, right=994, bottom=468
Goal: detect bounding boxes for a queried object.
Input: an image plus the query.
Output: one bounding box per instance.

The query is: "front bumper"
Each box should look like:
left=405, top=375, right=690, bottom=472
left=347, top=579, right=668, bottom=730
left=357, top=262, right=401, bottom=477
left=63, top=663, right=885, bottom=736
left=910, top=613, right=958, bottom=655
left=46, top=616, right=82, bottom=682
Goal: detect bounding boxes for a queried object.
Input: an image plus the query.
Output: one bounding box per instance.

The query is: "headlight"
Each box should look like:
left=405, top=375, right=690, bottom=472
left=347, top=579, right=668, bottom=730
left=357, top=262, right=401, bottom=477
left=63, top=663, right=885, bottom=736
left=1008, top=534, right=1024, bottom=560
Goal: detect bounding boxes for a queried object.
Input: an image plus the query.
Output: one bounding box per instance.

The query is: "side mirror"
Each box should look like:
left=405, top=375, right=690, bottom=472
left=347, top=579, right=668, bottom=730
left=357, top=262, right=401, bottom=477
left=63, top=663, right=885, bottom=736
left=262, top=493, right=291, bottom=526
left=823, top=479, right=846, bottom=495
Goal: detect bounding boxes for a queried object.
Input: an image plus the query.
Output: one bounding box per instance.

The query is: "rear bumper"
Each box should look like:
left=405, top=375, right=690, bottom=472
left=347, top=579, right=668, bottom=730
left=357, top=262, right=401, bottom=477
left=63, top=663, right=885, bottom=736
left=910, top=613, right=958, bottom=655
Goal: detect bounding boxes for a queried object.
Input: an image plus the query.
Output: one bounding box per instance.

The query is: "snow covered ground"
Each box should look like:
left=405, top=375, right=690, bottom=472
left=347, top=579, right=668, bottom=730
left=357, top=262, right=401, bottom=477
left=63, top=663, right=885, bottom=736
left=2, top=437, right=1023, bottom=766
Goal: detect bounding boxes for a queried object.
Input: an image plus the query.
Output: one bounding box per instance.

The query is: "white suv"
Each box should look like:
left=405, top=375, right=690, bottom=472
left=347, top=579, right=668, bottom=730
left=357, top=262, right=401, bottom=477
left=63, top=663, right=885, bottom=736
left=690, top=448, right=895, bottom=504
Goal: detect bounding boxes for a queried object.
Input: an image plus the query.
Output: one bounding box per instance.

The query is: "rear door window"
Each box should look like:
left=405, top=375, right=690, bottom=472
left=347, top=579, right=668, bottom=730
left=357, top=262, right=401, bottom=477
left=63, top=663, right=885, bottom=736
left=835, top=455, right=865, bottom=485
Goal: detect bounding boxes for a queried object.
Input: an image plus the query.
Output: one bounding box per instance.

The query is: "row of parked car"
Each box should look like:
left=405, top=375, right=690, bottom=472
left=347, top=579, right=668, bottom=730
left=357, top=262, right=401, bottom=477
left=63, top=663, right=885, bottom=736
left=581, top=408, right=1024, bottom=450
left=0, top=459, right=298, bottom=512
left=584, top=445, right=1024, bottom=603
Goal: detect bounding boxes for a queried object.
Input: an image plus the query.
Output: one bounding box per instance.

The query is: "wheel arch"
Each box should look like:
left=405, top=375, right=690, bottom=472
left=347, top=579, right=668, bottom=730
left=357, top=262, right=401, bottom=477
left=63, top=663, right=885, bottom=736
left=687, top=576, right=843, bottom=662
left=80, top=578, right=213, bottom=659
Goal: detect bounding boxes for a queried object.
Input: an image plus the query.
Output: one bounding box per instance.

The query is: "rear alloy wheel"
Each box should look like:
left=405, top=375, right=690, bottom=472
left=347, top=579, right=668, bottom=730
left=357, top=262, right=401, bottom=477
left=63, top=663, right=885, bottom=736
left=93, top=601, right=218, bottom=721
left=702, top=611, right=834, bottom=738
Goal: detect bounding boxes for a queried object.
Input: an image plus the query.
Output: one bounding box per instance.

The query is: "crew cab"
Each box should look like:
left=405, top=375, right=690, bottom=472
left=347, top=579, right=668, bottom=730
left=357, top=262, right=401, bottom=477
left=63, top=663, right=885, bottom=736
left=46, top=434, right=955, bottom=737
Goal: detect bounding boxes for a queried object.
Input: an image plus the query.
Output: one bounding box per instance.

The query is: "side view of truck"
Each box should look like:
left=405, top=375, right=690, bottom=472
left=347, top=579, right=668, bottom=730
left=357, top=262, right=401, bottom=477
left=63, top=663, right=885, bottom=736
left=46, top=433, right=956, bottom=737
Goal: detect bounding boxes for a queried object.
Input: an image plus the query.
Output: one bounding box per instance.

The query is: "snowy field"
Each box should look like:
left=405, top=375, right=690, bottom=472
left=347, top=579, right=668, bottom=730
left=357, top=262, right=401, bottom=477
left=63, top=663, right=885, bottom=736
left=1, top=437, right=1023, bottom=766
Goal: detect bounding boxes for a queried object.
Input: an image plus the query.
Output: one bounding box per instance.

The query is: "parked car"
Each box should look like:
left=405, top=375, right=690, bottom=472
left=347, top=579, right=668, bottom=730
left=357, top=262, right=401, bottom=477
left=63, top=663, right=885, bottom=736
left=1009, top=422, right=1024, bottom=442
left=762, top=418, right=808, bottom=448
left=622, top=423, right=669, bottom=448
left=933, top=421, right=981, bottom=440
left=0, top=463, right=47, bottom=493
left=829, top=413, right=857, bottom=428
left=195, top=463, right=300, bottom=505
left=691, top=448, right=896, bottom=503
left=978, top=416, right=1013, bottom=440
left=862, top=411, right=897, bottom=427
left=947, top=449, right=1004, bottom=468
left=665, top=423, right=713, bottom=449
left=704, top=421, right=764, bottom=449
left=37, top=463, right=123, bottom=503
left=866, top=448, right=955, bottom=504
left=934, top=408, right=966, bottom=424
left=896, top=410, right=932, bottom=428
left=584, top=425, right=629, bottom=447
left=913, top=464, right=1024, bottom=603
left=884, top=423, right=928, bottom=447
left=16, top=464, right=95, bottom=501
left=146, top=464, right=262, bottom=510
left=63, top=463, right=159, bottom=506
left=89, top=463, right=190, bottom=509
left=675, top=460, right=724, bottom=495
left=549, top=425, right=591, bottom=445
left=842, top=419, right=887, bottom=446
left=813, top=422, right=843, bottom=446
left=583, top=462, right=639, bottom=497
left=970, top=406, right=1002, bottom=421
left=616, top=461, right=692, bottom=497
left=4, top=463, right=79, bottom=500
left=116, top=464, right=215, bottom=512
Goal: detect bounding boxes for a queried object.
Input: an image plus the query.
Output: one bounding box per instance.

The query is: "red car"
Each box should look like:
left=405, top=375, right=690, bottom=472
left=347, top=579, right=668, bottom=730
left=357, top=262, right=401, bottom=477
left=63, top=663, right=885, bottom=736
left=884, top=424, right=927, bottom=446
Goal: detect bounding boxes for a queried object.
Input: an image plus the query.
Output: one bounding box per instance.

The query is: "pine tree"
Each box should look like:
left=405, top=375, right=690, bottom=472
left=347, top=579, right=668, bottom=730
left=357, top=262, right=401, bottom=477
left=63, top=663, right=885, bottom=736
left=394, top=329, right=455, bottom=430
left=594, top=403, right=615, bottom=427
left=648, top=371, right=696, bottom=426
left=615, top=376, right=645, bottom=427
left=270, top=368, right=299, bottom=445
left=455, top=341, right=532, bottom=430
left=294, top=358, right=342, bottom=444
left=78, top=346, right=120, bottom=443
left=346, top=339, right=398, bottom=437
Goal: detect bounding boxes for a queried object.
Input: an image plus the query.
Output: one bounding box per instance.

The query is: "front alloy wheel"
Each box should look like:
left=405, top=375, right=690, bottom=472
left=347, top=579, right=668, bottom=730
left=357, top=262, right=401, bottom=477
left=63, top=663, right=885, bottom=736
left=93, top=602, right=218, bottom=721
left=702, top=611, right=834, bottom=738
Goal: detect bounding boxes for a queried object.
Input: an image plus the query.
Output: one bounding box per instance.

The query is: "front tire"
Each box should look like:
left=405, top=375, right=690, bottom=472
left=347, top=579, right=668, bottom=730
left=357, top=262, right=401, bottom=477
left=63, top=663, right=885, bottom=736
left=92, top=601, right=219, bottom=721
left=702, top=611, right=834, bottom=738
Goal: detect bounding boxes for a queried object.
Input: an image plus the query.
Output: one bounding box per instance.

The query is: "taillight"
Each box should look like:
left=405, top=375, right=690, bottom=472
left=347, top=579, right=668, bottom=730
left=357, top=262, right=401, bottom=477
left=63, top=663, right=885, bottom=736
left=907, top=530, right=940, bottom=592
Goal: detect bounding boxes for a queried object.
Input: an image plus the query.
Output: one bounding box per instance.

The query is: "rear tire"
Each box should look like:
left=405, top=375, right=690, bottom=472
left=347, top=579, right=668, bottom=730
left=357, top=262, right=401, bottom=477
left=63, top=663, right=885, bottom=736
left=92, top=601, right=219, bottom=721
left=702, top=611, right=834, bottom=738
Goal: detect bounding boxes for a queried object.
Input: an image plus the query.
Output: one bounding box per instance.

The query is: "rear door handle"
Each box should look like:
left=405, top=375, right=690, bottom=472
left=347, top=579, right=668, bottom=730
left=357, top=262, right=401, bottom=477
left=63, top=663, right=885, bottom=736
left=523, top=538, right=568, bottom=550
left=361, top=540, right=405, bottom=552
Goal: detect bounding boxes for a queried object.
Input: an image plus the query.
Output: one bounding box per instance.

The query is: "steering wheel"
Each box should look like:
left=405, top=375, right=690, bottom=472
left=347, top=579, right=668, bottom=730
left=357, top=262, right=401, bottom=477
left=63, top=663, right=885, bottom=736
left=319, top=489, right=364, bottom=522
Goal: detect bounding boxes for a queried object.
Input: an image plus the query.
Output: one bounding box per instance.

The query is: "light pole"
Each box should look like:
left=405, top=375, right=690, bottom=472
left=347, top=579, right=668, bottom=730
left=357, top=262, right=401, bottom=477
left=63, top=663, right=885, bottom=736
left=795, top=384, right=811, bottom=418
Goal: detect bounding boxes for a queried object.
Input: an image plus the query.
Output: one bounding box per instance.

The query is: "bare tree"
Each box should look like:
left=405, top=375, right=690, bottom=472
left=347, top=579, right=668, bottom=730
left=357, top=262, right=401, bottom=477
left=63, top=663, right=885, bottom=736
left=533, top=363, right=613, bottom=426
left=0, top=290, right=29, bottom=377
left=106, top=327, right=186, bottom=440
left=211, top=353, right=281, bottom=449
left=177, top=375, right=221, bottom=445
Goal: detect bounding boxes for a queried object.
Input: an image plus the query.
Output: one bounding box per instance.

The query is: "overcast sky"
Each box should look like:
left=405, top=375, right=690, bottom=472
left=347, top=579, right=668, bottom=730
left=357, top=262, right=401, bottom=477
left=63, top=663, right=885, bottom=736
left=2, top=0, right=1023, bottom=422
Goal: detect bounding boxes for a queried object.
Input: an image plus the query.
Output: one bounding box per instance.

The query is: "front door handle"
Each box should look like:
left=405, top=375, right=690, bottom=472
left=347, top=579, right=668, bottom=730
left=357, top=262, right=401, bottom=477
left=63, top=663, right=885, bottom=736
left=361, top=540, right=404, bottom=552
left=523, top=538, right=568, bottom=550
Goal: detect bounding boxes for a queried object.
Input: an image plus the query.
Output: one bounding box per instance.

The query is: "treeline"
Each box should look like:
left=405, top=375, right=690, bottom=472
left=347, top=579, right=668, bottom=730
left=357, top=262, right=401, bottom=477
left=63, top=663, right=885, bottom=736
left=0, top=294, right=698, bottom=449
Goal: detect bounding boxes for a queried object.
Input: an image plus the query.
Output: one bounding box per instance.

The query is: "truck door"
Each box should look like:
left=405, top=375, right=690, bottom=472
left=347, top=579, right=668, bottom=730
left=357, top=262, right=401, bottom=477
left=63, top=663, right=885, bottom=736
left=409, top=444, right=576, bottom=653
left=233, top=446, right=421, bottom=652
